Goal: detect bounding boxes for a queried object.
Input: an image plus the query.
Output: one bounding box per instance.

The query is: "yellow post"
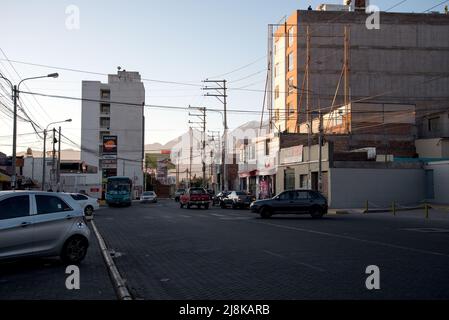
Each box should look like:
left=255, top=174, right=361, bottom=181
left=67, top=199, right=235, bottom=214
left=425, top=203, right=429, bottom=219
left=392, top=201, right=396, bottom=216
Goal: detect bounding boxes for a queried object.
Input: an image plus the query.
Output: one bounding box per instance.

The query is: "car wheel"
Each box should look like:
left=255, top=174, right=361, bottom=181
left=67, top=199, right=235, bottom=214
left=187, top=204, right=191, bottom=209
left=204, top=203, right=209, bottom=210
left=84, top=205, right=94, bottom=216
left=180, top=203, right=184, bottom=208
left=220, top=202, right=226, bottom=209
left=61, top=236, right=89, bottom=264
left=310, top=207, right=324, bottom=219
left=260, top=207, right=272, bottom=219
left=232, top=203, right=237, bottom=210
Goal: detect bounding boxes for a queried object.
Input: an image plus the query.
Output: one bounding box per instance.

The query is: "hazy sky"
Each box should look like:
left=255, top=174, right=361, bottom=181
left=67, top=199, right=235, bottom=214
left=0, top=0, right=441, bottom=155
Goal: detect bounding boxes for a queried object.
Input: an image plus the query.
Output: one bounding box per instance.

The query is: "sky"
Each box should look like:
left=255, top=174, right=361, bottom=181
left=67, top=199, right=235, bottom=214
left=0, top=0, right=444, bottom=155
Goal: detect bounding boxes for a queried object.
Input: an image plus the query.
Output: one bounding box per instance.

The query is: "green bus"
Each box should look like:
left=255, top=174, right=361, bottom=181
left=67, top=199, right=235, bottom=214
left=105, top=176, right=133, bottom=206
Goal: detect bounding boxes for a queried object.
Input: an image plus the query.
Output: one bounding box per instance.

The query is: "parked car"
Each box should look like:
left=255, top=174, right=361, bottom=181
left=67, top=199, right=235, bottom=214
left=214, top=191, right=230, bottom=206
left=141, top=191, right=158, bottom=203
left=0, top=191, right=91, bottom=264
left=250, top=189, right=328, bottom=219
left=174, top=188, right=185, bottom=202
left=221, top=191, right=256, bottom=209
left=180, top=188, right=210, bottom=209
left=68, top=193, right=99, bottom=219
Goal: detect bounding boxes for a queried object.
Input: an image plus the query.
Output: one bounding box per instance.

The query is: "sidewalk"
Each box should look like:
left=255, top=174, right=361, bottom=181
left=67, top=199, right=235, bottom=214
left=329, top=206, right=449, bottom=222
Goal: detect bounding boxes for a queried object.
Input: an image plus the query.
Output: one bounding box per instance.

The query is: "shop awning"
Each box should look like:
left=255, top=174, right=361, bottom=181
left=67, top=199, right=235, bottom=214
left=239, top=170, right=259, bottom=178
left=0, top=172, right=11, bottom=182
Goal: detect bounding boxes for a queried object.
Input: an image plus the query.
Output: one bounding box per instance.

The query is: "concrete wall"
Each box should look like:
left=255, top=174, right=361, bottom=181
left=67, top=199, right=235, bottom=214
left=416, top=138, right=449, bottom=159
left=329, top=167, right=426, bottom=208
left=425, top=161, right=449, bottom=204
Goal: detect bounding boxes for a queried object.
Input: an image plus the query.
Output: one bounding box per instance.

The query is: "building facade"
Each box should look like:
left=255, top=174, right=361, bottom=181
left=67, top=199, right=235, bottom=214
left=272, top=9, right=449, bottom=134
left=81, top=70, right=145, bottom=199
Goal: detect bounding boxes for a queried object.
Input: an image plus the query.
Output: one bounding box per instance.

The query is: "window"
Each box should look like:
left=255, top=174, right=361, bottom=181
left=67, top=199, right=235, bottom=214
left=100, top=104, right=110, bottom=114
left=278, top=192, right=291, bottom=201
left=100, top=131, right=110, bottom=141
left=100, top=117, right=110, bottom=128
left=300, top=174, right=308, bottom=188
left=293, top=191, right=309, bottom=200
left=288, top=77, right=295, bottom=95
left=274, top=63, right=279, bottom=78
left=265, top=139, right=271, bottom=156
left=428, top=117, right=440, bottom=133
left=0, top=195, right=30, bottom=220
left=284, top=169, right=295, bottom=190
left=100, top=90, right=110, bottom=99
left=288, top=27, right=295, bottom=47
left=35, top=195, right=72, bottom=215
left=71, top=194, right=88, bottom=201
left=275, top=86, right=280, bottom=99
left=288, top=53, right=294, bottom=72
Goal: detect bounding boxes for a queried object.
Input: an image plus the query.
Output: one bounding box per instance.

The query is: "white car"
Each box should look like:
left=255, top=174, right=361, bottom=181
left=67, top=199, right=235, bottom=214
left=141, top=191, right=157, bottom=203
left=67, top=193, right=100, bottom=218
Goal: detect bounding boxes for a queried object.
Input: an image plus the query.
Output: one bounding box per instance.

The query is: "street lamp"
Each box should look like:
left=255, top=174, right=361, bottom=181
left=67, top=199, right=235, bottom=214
left=42, top=118, right=72, bottom=191
left=0, top=72, right=59, bottom=190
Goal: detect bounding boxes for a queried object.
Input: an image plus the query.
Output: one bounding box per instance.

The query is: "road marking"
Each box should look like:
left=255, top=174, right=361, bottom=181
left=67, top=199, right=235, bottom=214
left=179, top=214, right=191, bottom=218
left=252, top=221, right=449, bottom=258
left=263, top=250, right=326, bottom=272
left=211, top=213, right=226, bottom=217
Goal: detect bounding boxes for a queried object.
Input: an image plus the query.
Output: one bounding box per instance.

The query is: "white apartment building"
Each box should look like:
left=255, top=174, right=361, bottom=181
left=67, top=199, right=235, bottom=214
left=81, top=70, right=145, bottom=199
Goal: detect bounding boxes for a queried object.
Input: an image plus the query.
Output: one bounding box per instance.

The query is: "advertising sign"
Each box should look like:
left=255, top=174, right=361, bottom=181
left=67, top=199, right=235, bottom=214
left=101, top=159, right=117, bottom=169
left=102, top=135, right=118, bottom=155
left=281, top=145, right=303, bottom=164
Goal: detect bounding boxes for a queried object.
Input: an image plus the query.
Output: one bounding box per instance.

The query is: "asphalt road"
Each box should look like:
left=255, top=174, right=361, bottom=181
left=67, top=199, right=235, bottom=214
left=2, top=200, right=449, bottom=300
left=91, top=200, right=449, bottom=300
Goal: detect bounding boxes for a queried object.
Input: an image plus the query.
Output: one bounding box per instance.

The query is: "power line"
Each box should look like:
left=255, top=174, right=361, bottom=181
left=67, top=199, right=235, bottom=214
left=423, top=0, right=449, bottom=12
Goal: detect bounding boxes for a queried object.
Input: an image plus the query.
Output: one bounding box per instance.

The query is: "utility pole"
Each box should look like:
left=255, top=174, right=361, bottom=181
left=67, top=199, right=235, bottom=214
left=189, top=127, right=193, bottom=188
left=344, top=25, right=351, bottom=133
left=318, top=111, right=323, bottom=193
left=203, top=79, right=228, bottom=191
left=57, top=126, right=61, bottom=191
left=189, top=106, right=207, bottom=188
left=51, top=128, right=57, bottom=190
left=306, top=25, right=312, bottom=189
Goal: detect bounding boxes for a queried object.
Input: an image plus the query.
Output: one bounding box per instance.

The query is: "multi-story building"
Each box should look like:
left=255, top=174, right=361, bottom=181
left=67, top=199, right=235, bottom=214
left=81, top=70, right=145, bottom=199
left=272, top=4, right=449, bottom=134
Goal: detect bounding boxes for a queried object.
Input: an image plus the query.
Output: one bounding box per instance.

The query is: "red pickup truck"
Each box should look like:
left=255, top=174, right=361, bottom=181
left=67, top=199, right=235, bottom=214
left=180, top=188, right=211, bottom=209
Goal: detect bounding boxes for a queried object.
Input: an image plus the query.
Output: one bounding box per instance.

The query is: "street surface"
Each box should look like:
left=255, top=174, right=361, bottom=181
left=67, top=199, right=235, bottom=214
left=1, top=200, right=449, bottom=300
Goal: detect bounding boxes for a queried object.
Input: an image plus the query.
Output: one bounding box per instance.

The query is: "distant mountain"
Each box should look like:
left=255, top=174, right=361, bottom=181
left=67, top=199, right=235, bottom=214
left=145, top=119, right=269, bottom=153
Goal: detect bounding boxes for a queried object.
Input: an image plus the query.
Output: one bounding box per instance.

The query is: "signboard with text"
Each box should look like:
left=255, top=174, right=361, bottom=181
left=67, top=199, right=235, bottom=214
left=102, top=135, right=118, bottom=155
left=281, top=145, right=303, bottom=164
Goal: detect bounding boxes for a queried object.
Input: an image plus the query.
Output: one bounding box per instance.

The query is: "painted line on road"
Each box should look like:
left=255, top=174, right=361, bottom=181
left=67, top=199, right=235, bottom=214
left=263, top=250, right=326, bottom=272
left=91, top=221, right=132, bottom=300
left=179, top=214, right=192, bottom=218
left=211, top=213, right=226, bottom=217
left=252, top=221, right=449, bottom=258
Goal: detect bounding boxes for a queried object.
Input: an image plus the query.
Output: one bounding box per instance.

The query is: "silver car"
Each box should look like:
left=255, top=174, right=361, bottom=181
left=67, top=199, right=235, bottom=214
left=0, top=191, right=90, bottom=264
left=140, top=191, right=157, bottom=203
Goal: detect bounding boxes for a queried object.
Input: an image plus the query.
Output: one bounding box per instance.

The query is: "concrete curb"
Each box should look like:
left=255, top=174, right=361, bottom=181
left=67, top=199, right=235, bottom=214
left=91, top=221, right=132, bottom=300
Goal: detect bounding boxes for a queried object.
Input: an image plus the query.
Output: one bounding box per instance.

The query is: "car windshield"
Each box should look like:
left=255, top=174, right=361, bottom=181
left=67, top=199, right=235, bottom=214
left=190, top=188, right=206, bottom=194
left=143, top=192, right=154, bottom=196
left=236, top=192, right=247, bottom=196
left=176, top=189, right=185, bottom=193
left=107, top=180, right=131, bottom=194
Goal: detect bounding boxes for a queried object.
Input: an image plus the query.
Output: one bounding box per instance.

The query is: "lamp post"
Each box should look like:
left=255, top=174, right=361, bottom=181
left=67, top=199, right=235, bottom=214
left=0, top=72, right=59, bottom=190
left=42, top=119, right=72, bottom=191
